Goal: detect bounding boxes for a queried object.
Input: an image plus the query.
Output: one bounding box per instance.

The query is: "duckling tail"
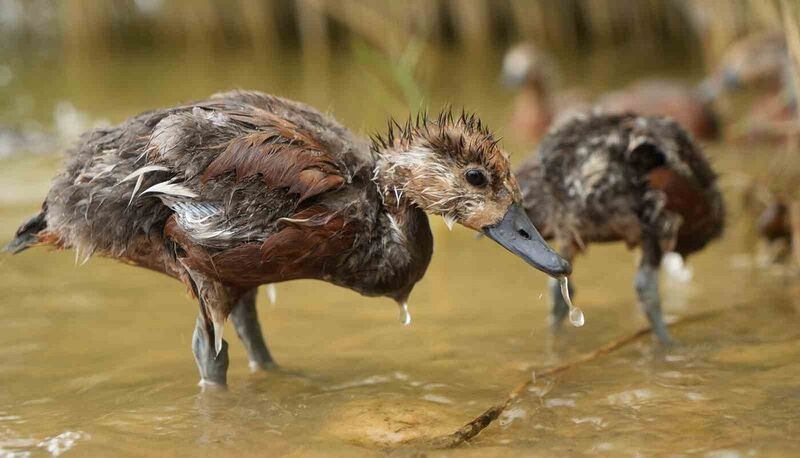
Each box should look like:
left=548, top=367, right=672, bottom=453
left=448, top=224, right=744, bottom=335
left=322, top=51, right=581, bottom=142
left=5, top=210, right=47, bottom=254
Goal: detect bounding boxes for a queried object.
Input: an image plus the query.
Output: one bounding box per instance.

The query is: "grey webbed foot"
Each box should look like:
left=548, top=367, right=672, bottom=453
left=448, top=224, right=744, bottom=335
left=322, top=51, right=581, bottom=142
left=548, top=276, right=574, bottom=331
left=192, top=316, right=229, bottom=388
left=230, top=289, right=276, bottom=372
left=634, top=264, right=674, bottom=345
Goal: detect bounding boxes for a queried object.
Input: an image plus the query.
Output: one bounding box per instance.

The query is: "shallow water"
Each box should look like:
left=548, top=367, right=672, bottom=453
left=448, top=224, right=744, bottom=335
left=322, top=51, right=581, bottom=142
left=1, top=46, right=799, bottom=456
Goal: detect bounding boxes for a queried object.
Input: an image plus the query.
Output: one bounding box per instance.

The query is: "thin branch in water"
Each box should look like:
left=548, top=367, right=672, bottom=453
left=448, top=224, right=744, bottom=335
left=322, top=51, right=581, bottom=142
left=424, top=309, right=723, bottom=449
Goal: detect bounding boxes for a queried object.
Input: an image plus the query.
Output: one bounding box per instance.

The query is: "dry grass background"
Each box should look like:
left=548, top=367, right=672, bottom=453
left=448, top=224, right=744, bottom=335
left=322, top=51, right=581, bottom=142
left=0, top=1, right=789, bottom=61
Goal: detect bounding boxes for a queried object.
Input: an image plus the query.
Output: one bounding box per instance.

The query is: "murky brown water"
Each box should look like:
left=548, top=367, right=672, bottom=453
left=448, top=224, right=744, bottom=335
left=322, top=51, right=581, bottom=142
left=1, top=46, right=799, bottom=456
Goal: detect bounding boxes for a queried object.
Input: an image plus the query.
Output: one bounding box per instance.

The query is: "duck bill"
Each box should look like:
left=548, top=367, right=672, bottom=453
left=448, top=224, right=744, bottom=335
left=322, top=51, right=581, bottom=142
left=482, top=203, right=572, bottom=278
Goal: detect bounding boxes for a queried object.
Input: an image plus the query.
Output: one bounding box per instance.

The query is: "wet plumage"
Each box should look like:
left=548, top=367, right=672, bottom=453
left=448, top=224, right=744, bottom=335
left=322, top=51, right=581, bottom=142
left=517, top=112, right=725, bottom=343
left=7, top=90, right=567, bottom=387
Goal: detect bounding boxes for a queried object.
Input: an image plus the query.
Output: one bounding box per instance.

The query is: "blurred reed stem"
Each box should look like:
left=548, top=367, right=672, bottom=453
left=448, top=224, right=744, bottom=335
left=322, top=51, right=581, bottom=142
left=780, top=0, right=800, bottom=138
left=7, top=0, right=778, bottom=57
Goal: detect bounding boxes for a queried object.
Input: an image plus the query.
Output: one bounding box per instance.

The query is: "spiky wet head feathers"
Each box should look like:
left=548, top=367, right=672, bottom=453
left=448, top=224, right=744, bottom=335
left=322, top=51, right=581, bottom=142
left=373, top=109, right=521, bottom=230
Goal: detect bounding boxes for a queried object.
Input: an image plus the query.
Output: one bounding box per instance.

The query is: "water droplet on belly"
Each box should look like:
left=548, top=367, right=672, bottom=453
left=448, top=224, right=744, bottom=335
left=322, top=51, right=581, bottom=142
left=399, top=302, right=411, bottom=326
left=559, top=276, right=585, bottom=327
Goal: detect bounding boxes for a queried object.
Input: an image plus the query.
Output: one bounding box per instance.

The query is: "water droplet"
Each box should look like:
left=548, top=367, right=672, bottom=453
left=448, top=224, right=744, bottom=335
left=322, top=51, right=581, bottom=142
left=399, top=302, right=411, bottom=326
left=569, top=307, right=585, bottom=327
left=560, top=276, right=585, bottom=327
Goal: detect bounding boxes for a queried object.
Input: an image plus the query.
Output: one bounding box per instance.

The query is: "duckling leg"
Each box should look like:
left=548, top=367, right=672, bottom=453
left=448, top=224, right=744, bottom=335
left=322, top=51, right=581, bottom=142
left=182, top=265, right=234, bottom=388
left=549, top=243, right=576, bottom=330
left=635, top=237, right=674, bottom=345
left=192, top=315, right=229, bottom=388
left=230, top=288, right=276, bottom=372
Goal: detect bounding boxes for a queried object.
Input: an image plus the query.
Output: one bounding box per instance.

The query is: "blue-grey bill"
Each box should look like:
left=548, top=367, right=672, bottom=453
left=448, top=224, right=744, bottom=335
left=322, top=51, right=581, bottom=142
left=483, top=203, right=572, bottom=277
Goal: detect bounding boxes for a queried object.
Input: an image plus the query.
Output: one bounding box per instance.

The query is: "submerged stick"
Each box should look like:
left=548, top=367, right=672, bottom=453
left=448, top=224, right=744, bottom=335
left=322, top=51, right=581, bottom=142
left=426, top=309, right=722, bottom=449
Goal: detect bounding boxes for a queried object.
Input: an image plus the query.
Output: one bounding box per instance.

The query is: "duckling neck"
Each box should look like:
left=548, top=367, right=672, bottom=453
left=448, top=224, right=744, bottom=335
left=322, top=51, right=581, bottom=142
left=365, top=150, right=435, bottom=301
left=515, top=81, right=554, bottom=131
left=372, top=149, right=425, bottom=213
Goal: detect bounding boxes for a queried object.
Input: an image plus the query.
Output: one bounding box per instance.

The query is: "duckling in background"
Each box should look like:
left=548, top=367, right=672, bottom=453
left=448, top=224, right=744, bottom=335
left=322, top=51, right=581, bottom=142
left=6, top=91, right=570, bottom=387
left=758, top=202, right=792, bottom=245
left=701, top=31, right=796, bottom=145
left=754, top=199, right=800, bottom=264
left=597, top=80, right=720, bottom=141
left=701, top=31, right=788, bottom=99
left=501, top=43, right=592, bottom=142
left=502, top=43, right=720, bottom=143
left=516, top=113, right=724, bottom=344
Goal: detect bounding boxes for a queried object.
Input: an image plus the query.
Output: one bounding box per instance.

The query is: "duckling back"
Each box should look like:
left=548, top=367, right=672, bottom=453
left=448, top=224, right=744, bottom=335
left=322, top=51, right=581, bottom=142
left=11, top=91, right=374, bottom=265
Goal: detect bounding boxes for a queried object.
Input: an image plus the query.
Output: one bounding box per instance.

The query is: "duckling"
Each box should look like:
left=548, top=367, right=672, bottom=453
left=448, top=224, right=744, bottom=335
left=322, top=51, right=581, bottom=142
left=516, top=112, right=724, bottom=344
left=757, top=202, right=791, bottom=244
left=502, top=43, right=720, bottom=142
left=6, top=90, right=570, bottom=388
left=701, top=31, right=788, bottom=99
left=501, top=43, right=592, bottom=142
left=597, top=79, right=720, bottom=142
left=700, top=31, right=796, bottom=144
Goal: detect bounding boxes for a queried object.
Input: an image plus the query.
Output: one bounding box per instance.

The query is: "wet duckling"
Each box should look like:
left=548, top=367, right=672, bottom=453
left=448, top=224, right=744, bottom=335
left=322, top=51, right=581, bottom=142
left=6, top=90, right=570, bottom=387
left=502, top=43, right=720, bottom=142
left=517, top=112, right=724, bottom=344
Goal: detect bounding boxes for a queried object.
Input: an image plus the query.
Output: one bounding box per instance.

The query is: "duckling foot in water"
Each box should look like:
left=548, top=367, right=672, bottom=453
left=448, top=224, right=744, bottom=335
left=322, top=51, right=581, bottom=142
left=230, top=288, right=276, bottom=372
left=192, top=316, right=229, bottom=388
left=635, top=238, right=673, bottom=345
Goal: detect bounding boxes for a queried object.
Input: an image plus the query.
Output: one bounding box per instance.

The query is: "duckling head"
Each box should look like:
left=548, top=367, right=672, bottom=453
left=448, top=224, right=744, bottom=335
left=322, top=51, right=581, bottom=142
left=373, top=110, right=571, bottom=278
left=501, top=42, right=557, bottom=92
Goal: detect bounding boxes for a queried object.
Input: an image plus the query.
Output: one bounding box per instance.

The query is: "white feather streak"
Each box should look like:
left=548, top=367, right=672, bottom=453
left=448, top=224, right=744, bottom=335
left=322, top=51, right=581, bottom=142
left=141, top=180, right=198, bottom=198
left=443, top=214, right=456, bottom=231
left=122, top=165, right=171, bottom=206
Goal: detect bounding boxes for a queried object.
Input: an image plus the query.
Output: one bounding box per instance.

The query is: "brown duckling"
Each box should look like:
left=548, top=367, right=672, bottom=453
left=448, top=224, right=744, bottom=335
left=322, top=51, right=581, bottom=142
left=517, top=112, right=724, bottom=344
left=597, top=79, right=720, bottom=141
left=755, top=200, right=798, bottom=264
left=501, top=43, right=592, bottom=142
left=700, top=31, right=796, bottom=144
left=6, top=90, right=570, bottom=387
left=701, top=30, right=788, bottom=99
left=502, top=43, right=720, bottom=142
left=757, top=202, right=791, bottom=243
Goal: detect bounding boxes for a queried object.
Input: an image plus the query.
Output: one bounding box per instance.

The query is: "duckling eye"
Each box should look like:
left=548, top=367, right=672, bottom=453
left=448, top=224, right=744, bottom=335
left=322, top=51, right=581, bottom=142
left=465, top=169, right=488, bottom=188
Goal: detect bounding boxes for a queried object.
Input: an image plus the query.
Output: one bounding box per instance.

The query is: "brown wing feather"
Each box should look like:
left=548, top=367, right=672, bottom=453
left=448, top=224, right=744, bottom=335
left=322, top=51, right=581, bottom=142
left=648, top=167, right=720, bottom=255
left=201, top=110, right=344, bottom=203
